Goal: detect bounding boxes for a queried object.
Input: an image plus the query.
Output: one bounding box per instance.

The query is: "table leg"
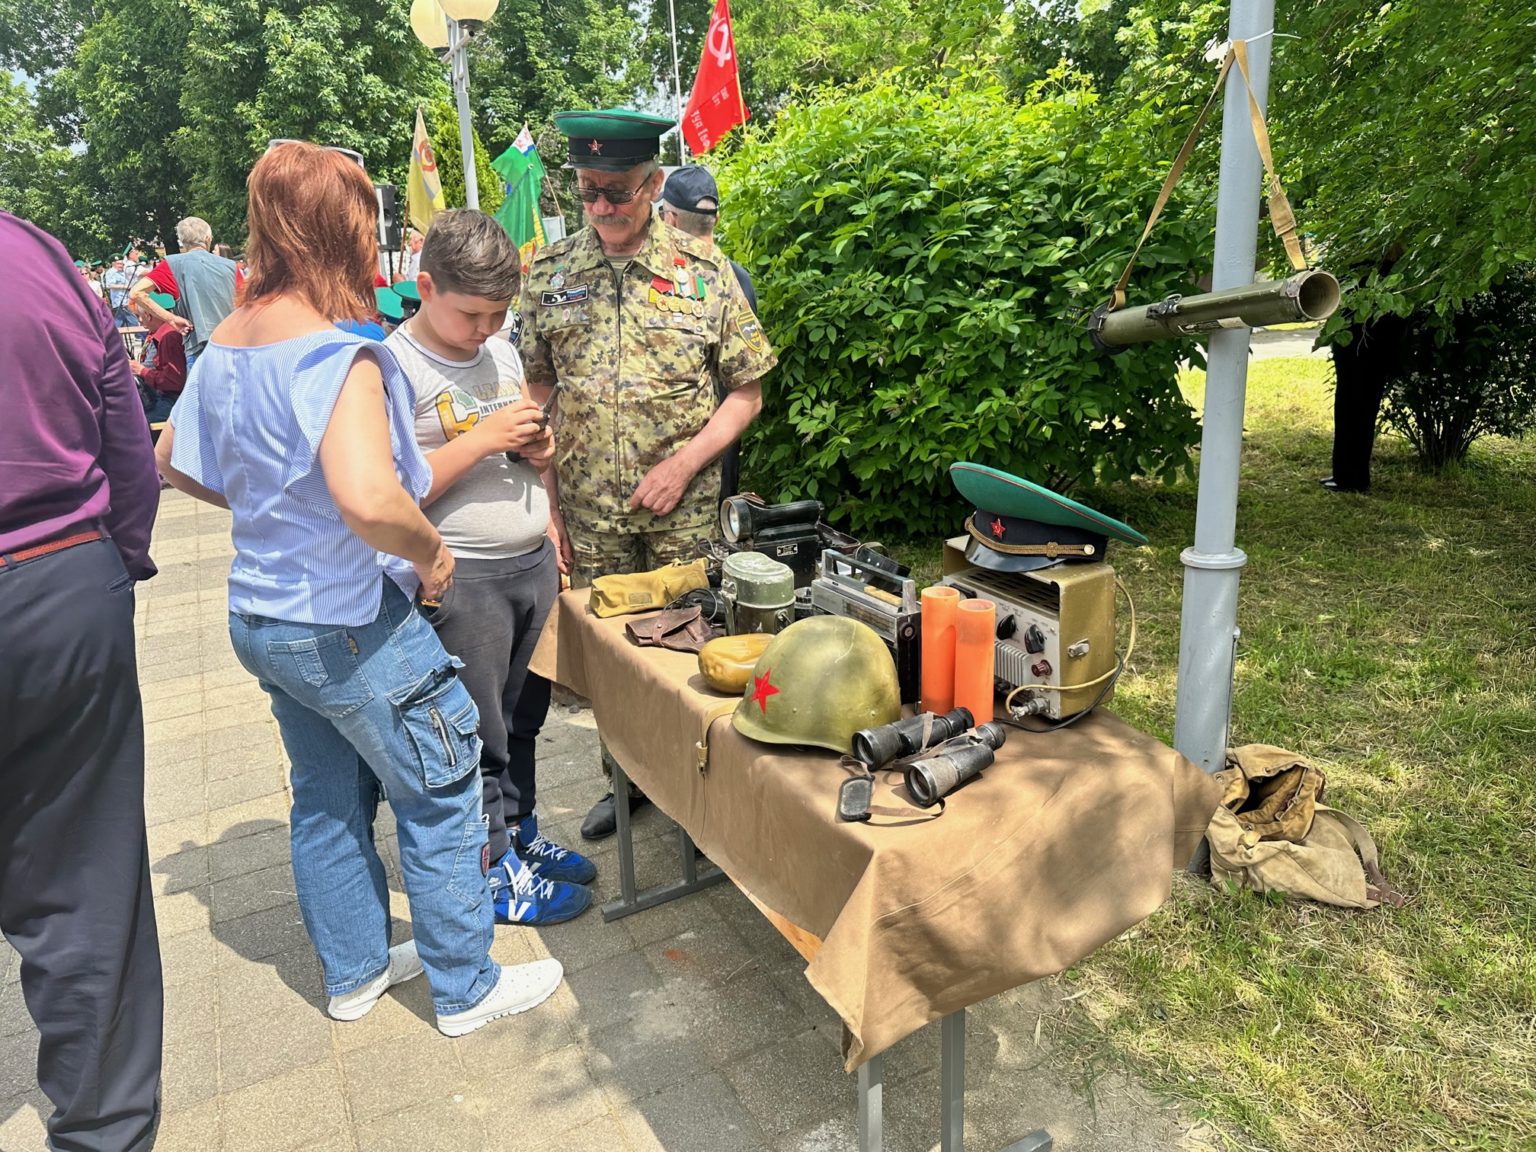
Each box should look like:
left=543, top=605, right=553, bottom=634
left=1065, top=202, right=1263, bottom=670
left=613, top=760, right=638, bottom=907
left=938, top=1009, right=1053, bottom=1152
left=857, top=1051, right=884, bottom=1151
left=600, top=761, right=728, bottom=923
left=941, top=1010, right=965, bottom=1151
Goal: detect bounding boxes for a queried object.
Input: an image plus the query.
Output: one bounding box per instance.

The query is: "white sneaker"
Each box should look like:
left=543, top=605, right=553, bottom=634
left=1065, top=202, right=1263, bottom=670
left=435, top=959, right=563, bottom=1037
left=327, top=940, right=425, bottom=1021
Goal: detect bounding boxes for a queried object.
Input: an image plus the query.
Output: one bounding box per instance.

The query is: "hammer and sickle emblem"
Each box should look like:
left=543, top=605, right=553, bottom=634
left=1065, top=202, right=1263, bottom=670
left=707, top=13, right=733, bottom=67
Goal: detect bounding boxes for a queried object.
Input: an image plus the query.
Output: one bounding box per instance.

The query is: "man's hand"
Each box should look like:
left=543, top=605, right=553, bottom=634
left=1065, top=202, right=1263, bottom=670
left=128, top=359, right=145, bottom=375
left=471, top=398, right=547, bottom=456
left=546, top=514, right=571, bottom=576
left=629, top=452, right=699, bottom=517
left=168, top=315, right=193, bottom=335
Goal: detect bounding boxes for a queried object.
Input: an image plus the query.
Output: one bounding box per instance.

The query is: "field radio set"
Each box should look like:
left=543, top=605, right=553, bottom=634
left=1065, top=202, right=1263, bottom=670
left=940, top=539, right=1119, bottom=721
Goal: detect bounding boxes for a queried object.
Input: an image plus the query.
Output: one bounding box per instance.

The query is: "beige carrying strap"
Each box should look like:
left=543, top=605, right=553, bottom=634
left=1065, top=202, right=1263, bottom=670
left=1313, top=805, right=1407, bottom=908
left=695, top=698, right=742, bottom=774
left=1108, top=38, right=1307, bottom=313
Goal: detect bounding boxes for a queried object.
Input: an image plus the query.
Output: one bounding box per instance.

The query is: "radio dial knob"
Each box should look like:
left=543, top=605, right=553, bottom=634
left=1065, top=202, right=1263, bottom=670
left=995, top=615, right=1017, bottom=640
left=1024, top=624, right=1046, bottom=654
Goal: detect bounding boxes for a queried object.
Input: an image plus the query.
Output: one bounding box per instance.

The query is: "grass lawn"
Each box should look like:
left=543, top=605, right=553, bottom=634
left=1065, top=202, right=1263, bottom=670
left=899, top=357, right=1534, bottom=1151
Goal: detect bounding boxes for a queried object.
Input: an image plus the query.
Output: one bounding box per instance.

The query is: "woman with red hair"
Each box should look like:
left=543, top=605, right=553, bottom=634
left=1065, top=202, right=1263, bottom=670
left=156, top=141, right=563, bottom=1036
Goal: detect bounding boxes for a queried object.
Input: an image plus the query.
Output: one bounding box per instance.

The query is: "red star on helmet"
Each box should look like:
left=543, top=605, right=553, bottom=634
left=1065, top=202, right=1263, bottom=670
left=991, top=517, right=1007, bottom=540
left=589, top=139, right=603, bottom=154
left=751, top=669, right=780, bottom=714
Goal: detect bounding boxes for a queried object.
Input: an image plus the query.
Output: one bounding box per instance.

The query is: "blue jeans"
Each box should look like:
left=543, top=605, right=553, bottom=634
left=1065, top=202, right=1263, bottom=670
left=228, top=579, right=500, bottom=1015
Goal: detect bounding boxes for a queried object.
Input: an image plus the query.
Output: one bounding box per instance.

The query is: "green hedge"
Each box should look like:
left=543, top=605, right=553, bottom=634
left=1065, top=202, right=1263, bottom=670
left=717, top=72, right=1211, bottom=536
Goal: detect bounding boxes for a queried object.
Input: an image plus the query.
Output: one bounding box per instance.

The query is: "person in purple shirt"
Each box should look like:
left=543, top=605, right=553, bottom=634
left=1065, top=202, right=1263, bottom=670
left=0, top=211, right=163, bottom=1152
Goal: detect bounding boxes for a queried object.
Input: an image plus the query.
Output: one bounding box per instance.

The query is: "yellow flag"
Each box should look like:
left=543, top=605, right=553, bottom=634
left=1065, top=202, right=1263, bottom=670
left=407, top=106, right=445, bottom=233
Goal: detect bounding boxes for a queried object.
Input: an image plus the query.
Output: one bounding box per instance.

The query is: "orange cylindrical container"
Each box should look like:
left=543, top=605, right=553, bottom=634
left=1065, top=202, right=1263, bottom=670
left=920, top=585, right=961, bottom=714
left=954, top=598, right=997, bottom=725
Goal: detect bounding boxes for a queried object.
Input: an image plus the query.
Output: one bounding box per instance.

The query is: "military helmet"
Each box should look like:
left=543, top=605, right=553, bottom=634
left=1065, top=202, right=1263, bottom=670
left=732, top=616, right=901, bottom=754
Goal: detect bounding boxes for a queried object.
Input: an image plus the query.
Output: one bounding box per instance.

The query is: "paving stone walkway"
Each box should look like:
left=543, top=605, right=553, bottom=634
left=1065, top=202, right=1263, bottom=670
left=1, top=491, right=1218, bottom=1152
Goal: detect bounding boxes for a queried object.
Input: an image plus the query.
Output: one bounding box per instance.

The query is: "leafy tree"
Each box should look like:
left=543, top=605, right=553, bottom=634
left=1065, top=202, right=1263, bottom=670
left=1380, top=266, right=1536, bottom=469
left=417, top=97, right=504, bottom=219
left=717, top=71, right=1209, bottom=536
left=1010, top=0, right=1136, bottom=96
left=61, top=0, right=191, bottom=249
left=468, top=0, right=643, bottom=152
left=640, top=0, right=1012, bottom=122
left=1102, top=0, right=1536, bottom=340
left=0, top=75, right=107, bottom=254
left=176, top=0, right=448, bottom=240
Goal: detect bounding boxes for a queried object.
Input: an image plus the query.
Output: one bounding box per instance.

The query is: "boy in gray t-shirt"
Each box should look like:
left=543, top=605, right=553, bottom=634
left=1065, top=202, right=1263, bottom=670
left=387, top=209, right=595, bottom=926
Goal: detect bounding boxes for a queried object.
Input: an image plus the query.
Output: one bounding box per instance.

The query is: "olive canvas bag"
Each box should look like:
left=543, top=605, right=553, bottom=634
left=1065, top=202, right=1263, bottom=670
left=1208, top=744, right=1404, bottom=909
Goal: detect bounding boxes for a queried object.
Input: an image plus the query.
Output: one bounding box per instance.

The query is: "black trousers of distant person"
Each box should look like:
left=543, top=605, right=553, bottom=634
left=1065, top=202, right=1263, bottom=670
left=1328, top=312, right=1412, bottom=492
left=0, top=538, right=162, bottom=1152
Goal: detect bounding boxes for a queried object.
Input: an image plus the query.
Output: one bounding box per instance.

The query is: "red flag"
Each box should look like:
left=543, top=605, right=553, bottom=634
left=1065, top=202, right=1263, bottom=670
left=681, top=0, right=747, bottom=154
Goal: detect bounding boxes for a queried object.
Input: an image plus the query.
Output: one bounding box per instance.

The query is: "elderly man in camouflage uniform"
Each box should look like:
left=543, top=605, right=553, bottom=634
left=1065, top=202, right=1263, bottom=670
left=519, top=109, right=777, bottom=839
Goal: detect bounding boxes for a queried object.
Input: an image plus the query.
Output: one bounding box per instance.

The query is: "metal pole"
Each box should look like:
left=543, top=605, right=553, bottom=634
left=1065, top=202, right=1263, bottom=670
left=450, top=19, right=480, bottom=210
left=667, top=0, right=689, bottom=163
left=1172, top=1, right=1276, bottom=776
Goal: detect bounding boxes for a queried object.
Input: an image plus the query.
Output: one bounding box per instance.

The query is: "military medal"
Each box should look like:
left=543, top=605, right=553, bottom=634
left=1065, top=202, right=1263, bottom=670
left=550, top=270, right=566, bottom=290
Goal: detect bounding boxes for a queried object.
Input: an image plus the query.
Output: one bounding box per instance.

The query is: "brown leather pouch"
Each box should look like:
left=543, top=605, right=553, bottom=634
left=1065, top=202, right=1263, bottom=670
left=624, top=606, right=720, bottom=654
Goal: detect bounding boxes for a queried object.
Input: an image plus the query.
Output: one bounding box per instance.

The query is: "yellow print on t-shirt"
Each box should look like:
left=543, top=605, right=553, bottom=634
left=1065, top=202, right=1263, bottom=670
left=435, top=387, right=519, bottom=440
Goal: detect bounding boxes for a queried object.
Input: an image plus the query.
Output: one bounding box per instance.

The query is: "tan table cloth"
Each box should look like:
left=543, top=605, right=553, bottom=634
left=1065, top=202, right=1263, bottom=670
left=531, top=591, right=1220, bottom=1069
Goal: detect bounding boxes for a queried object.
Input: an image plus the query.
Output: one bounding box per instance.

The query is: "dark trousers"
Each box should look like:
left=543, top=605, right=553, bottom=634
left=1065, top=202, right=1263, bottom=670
left=0, top=539, right=162, bottom=1152
left=1329, top=313, right=1411, bottom=491
left=423, top=541, right=557, bottom=861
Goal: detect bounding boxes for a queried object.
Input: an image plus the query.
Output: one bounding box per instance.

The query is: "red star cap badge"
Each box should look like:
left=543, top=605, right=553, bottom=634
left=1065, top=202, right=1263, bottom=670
left=589, top=139, right=603, bottom=154
left=750, top=669, right=780, bottom=714
left=991, top=516, right=1007, bottom=540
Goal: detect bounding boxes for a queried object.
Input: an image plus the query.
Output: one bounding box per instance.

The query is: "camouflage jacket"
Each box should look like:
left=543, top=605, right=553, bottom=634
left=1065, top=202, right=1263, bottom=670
left=518, top=220, right=776, bottom=533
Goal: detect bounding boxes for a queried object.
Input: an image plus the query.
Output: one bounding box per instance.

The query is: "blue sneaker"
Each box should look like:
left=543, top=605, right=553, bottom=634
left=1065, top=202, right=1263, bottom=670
left=512, top=813, right=598, bottom=885
left=488, top=852, right=591, bottom=926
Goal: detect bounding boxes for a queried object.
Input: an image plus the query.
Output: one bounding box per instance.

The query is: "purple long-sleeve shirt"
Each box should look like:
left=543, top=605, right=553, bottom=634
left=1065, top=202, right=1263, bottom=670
left=0, top=212, right=160, bottom=579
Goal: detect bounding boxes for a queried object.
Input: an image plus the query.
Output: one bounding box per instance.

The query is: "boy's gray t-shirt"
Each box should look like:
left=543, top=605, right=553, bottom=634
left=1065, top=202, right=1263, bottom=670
left=386, top=326, right=549, bottom=559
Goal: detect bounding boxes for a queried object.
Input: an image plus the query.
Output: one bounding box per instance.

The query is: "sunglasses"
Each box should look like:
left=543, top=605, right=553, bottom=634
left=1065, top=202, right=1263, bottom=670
left=574, top=178, right=649, bottom=205
left=265, top=139, right=367, bottom=169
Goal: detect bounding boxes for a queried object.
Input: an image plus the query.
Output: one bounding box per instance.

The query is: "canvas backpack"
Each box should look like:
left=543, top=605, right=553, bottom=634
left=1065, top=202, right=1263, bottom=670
left=1207, top=744, right=1405, bottom=909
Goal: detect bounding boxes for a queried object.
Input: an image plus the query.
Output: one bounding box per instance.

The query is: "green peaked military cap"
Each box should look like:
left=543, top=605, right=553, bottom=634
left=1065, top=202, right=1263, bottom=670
left=374, top=286, right=405, bottom=322
left=950, top=462, right=1147, bottom=575
left=391, top=279, right=421, bottom=302
left=148, top=292, right=176, bottom=310
left=553, top=108, right=674, bottom=172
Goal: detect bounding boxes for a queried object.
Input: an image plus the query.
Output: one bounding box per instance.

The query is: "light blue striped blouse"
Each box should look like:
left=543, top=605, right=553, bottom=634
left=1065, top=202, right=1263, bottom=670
left=168, top=329, right=433, bottom=627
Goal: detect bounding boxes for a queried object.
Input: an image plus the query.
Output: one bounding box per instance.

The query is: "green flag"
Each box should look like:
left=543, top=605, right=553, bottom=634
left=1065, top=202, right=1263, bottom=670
left=492, top=125, right=547, bottom=271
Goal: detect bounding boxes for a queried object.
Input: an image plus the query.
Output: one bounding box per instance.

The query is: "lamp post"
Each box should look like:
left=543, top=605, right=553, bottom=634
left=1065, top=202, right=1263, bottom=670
left=409, top=0, right=499, bottom=211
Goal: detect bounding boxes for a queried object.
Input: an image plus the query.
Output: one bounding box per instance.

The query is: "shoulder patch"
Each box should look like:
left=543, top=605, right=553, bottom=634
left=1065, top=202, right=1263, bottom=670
left=735, top=308, right=767, bottom=355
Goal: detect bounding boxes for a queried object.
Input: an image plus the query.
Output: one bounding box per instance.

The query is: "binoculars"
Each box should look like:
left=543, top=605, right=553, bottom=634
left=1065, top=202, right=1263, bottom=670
left=851, top=707, right=975, bottom=769
left=904, top=723, right=1008, bottom=808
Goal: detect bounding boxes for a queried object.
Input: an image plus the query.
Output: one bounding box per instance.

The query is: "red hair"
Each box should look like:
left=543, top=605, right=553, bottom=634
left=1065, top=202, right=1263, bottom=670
left=242, top=141, right=377, bottom=321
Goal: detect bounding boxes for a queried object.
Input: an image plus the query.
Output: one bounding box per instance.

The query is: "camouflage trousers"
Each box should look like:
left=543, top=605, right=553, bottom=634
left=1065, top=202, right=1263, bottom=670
left=565, top=517, right=719, bottom=591
left=564, top=516, right=719, bottom=793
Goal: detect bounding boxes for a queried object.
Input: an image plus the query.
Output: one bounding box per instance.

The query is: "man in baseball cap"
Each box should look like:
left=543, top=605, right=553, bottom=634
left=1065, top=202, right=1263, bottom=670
left=658, top=165, right=760, bottom=505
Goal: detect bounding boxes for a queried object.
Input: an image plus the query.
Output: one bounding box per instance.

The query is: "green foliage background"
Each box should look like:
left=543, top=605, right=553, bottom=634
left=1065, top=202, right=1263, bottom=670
left=718, top=72, right=1209, bottom=536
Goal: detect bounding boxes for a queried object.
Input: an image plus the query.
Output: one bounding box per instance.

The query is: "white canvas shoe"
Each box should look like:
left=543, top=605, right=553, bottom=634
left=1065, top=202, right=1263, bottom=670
left=435, top=959, right=563, bottom=1037
left=327, top=940, right=424, bottom=1022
